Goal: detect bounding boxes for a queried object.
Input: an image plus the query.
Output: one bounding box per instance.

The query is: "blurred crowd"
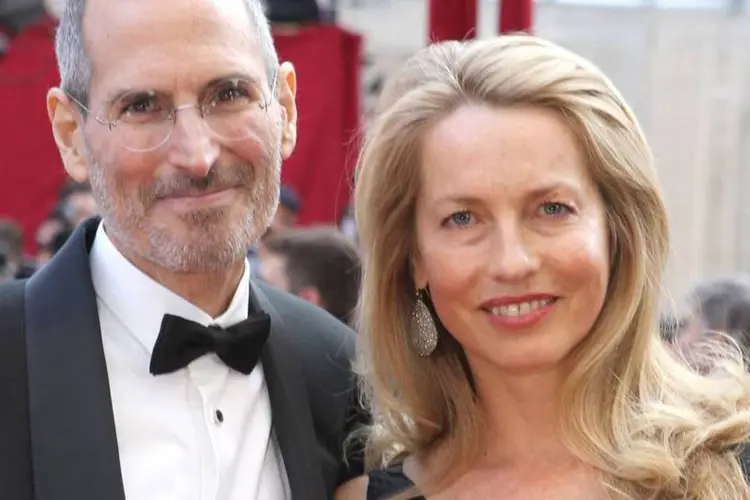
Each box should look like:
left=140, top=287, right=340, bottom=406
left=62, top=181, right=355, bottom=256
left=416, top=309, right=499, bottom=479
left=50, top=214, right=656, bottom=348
left=662, top=275, right=750, bottom=366
left=0, top=180, right=96, bottom=281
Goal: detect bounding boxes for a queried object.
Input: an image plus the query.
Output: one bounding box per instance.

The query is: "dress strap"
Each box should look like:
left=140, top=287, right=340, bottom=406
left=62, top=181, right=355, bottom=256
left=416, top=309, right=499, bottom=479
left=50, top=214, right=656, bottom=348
left=367, top=462, right=423, bottom=500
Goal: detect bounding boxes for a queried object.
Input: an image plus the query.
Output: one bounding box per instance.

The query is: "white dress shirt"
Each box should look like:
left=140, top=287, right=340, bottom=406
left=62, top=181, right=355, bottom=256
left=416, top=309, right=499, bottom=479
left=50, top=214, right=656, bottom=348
left=89, top=223, right=289, bottom=500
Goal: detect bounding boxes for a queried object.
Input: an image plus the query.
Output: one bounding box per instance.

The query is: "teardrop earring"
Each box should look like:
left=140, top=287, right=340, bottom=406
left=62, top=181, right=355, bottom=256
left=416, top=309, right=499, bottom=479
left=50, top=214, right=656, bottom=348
left=410, top=289, right=439, bottom=357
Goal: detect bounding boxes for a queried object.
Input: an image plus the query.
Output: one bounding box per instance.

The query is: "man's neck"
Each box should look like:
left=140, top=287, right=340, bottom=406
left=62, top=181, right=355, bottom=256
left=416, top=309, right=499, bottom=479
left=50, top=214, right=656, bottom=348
left=112, top=239, right=245, bottom=318
left=146, top=264, right=245, bottom=318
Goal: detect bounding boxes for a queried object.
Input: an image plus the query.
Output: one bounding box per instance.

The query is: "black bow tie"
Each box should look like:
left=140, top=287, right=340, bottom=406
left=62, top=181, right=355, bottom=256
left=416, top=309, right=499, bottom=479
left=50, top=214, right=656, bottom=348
left=150, top=312, right=271, bottom=375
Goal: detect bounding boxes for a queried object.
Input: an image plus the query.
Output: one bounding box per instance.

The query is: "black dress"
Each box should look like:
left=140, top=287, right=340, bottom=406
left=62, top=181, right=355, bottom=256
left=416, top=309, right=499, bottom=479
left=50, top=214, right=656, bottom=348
left=367, top=450, right=750, bottom=499
left=367, top=462, right=423, bottom=500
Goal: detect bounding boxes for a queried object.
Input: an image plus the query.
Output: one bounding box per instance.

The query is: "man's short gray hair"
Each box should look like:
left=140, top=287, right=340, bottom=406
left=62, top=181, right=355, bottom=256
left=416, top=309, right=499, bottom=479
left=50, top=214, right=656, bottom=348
left=55, top=0, right=279, bottom=107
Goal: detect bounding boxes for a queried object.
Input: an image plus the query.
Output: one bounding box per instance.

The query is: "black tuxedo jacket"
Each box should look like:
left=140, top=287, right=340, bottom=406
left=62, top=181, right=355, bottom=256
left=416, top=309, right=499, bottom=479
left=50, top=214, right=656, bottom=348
left=0, top=218, right=367, bottom=500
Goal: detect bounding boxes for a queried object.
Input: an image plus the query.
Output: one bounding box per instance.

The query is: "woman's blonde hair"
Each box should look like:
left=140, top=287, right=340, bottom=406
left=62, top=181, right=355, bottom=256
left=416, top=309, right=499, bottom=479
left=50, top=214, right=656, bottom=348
left=353, top=35, right=750, bottom=499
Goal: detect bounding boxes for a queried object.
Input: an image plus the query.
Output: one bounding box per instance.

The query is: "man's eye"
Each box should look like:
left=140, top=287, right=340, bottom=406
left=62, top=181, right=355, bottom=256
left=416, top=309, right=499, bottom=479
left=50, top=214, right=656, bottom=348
left=122, top=98, right=159, bottom=115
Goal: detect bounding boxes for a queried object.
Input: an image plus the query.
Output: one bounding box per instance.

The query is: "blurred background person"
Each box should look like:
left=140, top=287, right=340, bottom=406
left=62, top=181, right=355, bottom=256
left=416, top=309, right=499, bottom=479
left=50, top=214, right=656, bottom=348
left=25, top=182, right=94, bottom=269
left=33, top=209, right=71, bottom=266
left=0, top=218, right=35, bottom=281
left=338, top=203, right=358, bottom=244
left=267, top=184, right=301, bottom=235
left=57, top=180, right=98, bottom=228
left=0, top=0, right=46, bottom=36
left=260, top=227, right=361, bottom=326
left=673, top=275, right=750, bottom=363
left=659, top=313, right=683, bottom=343
left=37, top=223, right=73, bottom=266
left=248, top=184, right=301, bottom=275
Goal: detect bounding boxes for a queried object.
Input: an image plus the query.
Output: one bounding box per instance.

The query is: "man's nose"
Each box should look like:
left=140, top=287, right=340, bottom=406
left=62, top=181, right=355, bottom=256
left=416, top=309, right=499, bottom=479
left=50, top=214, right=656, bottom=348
left=167, top=106, right=220, bottom=177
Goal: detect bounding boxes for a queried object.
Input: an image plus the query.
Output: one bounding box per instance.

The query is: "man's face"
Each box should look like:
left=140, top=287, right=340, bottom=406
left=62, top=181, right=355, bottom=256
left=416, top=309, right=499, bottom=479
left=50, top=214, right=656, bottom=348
left=52, top=0, right=297, bottom=273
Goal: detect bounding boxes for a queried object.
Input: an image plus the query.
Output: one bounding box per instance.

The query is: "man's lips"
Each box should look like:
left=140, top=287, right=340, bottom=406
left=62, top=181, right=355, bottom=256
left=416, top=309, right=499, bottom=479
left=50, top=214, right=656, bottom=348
left=158, top=187, right=239, bottom=210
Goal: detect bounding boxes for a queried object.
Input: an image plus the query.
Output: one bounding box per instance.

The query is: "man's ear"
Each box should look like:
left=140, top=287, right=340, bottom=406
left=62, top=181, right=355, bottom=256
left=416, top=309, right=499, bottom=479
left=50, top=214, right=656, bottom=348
left=277, top=61, right=298, bottom=160
left=47, top=87, right=90, bottom=182
left=296, top=286, right=322, bottom=308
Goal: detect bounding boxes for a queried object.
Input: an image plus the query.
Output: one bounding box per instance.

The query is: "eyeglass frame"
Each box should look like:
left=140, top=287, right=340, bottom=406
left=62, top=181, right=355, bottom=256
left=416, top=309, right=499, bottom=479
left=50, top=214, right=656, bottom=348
left=64, top=68, right=279, bottom=153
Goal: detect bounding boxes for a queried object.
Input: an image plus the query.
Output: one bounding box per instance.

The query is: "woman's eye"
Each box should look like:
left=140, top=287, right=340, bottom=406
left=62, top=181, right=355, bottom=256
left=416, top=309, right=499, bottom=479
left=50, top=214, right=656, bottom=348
left=539, top=202, right=572, bottom=217
left=443, top=211, right=474, bottom=228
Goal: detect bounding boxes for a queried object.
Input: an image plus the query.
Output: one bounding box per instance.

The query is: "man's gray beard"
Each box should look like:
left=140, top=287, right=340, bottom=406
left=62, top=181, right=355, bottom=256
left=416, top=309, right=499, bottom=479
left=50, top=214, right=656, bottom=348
left=85, top=138, right=282, bottom=274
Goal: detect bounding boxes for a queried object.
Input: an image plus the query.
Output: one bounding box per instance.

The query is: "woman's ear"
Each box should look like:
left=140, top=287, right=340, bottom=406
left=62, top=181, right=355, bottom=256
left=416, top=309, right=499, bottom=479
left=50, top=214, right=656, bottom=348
left=412, top=250, right=428, bottom=290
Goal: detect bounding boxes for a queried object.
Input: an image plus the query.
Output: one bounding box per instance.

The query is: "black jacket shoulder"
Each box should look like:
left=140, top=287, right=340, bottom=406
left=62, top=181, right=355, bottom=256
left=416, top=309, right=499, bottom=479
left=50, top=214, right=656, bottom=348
left=256, top=282, right=367, bottom=482
left=257, top=281, right=356, bottom=367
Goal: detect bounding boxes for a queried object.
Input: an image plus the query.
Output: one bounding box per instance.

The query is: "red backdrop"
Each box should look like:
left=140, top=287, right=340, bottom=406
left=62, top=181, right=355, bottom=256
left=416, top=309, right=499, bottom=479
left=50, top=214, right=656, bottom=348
left=0, top=20, right=361, bottom=253
left=274, top=25, right=361, bottom=227
left=0, top=17, right=62, bottom=254
left=428, top=0, right=533, bottom=41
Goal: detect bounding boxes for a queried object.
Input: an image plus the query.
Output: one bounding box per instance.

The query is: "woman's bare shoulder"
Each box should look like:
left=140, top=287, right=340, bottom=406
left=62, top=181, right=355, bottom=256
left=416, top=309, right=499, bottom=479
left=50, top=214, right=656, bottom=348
left=335, top=475, right=370, bottom=500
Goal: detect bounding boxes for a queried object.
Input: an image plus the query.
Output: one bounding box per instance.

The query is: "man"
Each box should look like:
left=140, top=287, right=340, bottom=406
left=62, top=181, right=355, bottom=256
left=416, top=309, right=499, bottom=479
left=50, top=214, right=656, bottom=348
left=266, top=0, right=321, bottom=23
left=247, top=184, right=299, bottom=275
left=249, top=184, right=297, bottom=271
left=338, top=203, right=358, bottom=244
left=673, top=276, right=750, bottom=362
left=260, top=227, right=361, bottom=326
left=0, top=1, right=365, bottom=499
left=34, top=209, right=71, bottom=265
left=0, top=0, right=45, bottom=35
left=0, top=30, right=8, bottom=60
left=269, top=184, right=301, bottom=233
left=0, top=218, right=36, bottom=280
left=58, top=180, right=99, bottom=227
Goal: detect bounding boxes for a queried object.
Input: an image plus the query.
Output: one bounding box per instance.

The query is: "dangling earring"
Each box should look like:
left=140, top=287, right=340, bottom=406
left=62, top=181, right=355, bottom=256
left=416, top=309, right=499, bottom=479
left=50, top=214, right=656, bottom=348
left=410, top=289, right=439, bottom=357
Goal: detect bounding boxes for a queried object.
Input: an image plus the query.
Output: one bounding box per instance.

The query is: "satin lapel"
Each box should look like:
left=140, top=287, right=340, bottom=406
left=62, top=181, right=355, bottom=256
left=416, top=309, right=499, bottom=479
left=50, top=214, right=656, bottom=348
left=252, top=283, right=327, bottom=500
left=25, top=218, right=126, bottom=500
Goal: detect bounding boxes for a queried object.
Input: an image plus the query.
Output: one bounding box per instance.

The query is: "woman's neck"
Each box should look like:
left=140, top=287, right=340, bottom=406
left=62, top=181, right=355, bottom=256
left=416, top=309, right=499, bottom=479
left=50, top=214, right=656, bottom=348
left=471, top=358, right=575, bottom=467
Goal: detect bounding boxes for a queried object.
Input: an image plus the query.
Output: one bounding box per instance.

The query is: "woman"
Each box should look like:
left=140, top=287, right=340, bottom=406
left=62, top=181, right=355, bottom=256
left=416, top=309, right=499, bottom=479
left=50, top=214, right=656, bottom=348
left=338, top=35, right=750, bottom=499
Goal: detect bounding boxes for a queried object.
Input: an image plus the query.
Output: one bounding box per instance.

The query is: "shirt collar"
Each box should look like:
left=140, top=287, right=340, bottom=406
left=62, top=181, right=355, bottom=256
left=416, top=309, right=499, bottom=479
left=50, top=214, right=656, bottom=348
left=89, top=222, right=251, bottom=355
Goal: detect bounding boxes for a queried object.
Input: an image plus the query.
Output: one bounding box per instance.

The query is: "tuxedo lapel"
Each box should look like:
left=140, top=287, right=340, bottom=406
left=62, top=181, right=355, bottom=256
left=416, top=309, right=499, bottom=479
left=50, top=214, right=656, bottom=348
left=253, top=284, right=328, bottom=500
left=25, top=219, right=126, bottom=500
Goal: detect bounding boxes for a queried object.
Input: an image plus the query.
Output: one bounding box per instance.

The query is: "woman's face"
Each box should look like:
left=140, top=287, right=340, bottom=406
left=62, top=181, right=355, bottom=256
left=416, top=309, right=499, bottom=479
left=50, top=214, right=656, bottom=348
left=412, top=105, right=610, bottom=377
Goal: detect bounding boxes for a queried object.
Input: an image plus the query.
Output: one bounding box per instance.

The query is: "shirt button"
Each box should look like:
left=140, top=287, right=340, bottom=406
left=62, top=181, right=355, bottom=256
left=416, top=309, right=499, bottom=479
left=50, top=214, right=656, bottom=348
left=214, top=409, right=224, bottom=425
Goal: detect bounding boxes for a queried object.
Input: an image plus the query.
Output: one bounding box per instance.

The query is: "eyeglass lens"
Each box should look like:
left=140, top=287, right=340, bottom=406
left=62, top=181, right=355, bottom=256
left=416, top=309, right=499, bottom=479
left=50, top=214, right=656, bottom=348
left=107, top=78, right=269, bottom=152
